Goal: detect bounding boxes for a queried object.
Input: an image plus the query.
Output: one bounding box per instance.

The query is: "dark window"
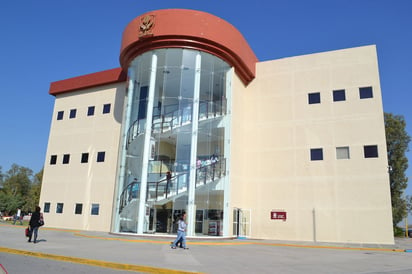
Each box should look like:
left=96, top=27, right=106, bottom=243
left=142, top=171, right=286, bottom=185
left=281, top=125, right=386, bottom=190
left=69, top=109, right=77, bottom=119
left=91, top=204, right=100, bottom=215
left=359, top=86, right=373, bottom=99
left=56, top=203, right=64, bottom=214
left=57, top=111, right=64, bottom=120
left=50, top=155, right=57, bottom=165
left=97, top=152, right=105, bottom=162
left=308, top=93, right=321, bottom=104
left=333, top=89, right=346, bottom=102
left=103, top=104, right=111, bottom=114
left=75, top=204, right=83, bottom=215
left=63, top=154, right=70, bottom=164
left=81, top=153, right=89, bottom=163
left=364, top=145, right=378, bottom=158
left=310, top=148, right=323, bottom=161
left=87, top=106, right=95, bottom=116
left=44, top=202, right=51, bottom=213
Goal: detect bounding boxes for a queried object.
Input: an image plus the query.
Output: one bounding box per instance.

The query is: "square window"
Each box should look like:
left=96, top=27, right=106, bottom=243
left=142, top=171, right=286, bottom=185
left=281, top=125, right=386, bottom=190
left=81, top=153, right=89, bottom=163
left=44, top=202, right=51, bottom=213
left=359, top=86, right=373, bottom=99
left=75, top=203, right=83, bottom=215
left=56, top=203, right=64, bottom=214
left=69, top=109, right=77, bottom=119
left=310, top=148, right=323, bottom=161
left=333, top=89, right=346, bottom=102
left=91, top=204, right=100, bottom=215
left=97, top=151, right=105, bottom=162
left=364, top=145, right=378, bottom=158
left=336, top=146, right=350, bottom=159
left=308, top=92, right=321, bottom=104
left=103, top=103, right=111, bottom=114
left=50, top=155, right=57, bottom=165
left=57, top=111, right=64, bottom=120
left=63, top=154, right=70, bottom=164
left=87, top=106, right=95, bottom=116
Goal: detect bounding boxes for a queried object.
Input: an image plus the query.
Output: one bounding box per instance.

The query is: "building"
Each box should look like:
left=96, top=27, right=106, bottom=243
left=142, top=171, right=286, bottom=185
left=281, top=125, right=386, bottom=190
left=40, top=9, right=394, bottom=244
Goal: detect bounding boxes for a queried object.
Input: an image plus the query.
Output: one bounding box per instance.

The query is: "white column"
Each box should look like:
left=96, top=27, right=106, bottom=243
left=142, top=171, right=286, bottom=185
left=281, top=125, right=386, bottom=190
left=137, top=54, right=157, bottom=234
left=187, top=53, right=201, bottom=236
left=113, top=67, right=135, bottom=232
left=222, top=68, right=233, bottom=236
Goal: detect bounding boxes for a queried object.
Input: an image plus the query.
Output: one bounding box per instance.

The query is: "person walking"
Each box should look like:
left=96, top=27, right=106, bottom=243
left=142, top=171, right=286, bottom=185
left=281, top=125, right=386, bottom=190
left=13, top=208, right=23, bottom=225
left=28, top=206, right=43, bottom=243
left=171, top=212, right=188, bottom=249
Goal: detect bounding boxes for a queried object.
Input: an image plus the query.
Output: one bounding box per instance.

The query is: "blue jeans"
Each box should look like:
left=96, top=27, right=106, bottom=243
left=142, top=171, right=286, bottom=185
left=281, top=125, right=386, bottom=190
left=172, top=230, right=186, bottom=248
left=29, top=227, right=39, bottom=242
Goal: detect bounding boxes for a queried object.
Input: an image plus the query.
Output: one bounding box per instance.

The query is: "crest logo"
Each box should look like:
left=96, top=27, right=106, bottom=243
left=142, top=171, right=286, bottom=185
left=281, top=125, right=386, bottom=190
left=139, top=15, right=155, bottom=37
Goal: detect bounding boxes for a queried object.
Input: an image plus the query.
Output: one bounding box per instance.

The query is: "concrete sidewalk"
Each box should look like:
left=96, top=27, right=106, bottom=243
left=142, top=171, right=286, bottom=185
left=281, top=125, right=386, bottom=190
left=1, top=223, right=412, bottom=273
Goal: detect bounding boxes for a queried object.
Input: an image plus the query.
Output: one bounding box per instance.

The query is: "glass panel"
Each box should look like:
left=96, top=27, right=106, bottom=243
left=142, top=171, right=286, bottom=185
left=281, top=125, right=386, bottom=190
left=310, top=148, right=323, bottom=161
left=336, top=146, right=350, bottom=159
left=364, top=145, right=378, bottom=158
left=359, top=86, right=373, bottom=99
left=116, top=48, right=231, bottom=236
left=308, top=93, right=321, bottom=104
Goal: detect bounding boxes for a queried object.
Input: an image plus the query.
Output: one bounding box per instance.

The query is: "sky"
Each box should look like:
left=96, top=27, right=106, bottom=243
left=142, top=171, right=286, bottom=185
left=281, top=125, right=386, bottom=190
left=1, top=1, right=411, bottom=200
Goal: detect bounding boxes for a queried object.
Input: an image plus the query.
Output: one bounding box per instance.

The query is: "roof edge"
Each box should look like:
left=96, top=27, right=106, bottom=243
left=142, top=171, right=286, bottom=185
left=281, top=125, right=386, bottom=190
left=49, top=68, right=127, bottom=96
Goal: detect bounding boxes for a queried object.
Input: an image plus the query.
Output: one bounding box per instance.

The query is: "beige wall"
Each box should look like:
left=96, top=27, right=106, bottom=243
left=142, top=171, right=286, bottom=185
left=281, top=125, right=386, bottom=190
left=230, top=45, right=394, bottom=244
left=40, top=45, right=394, bottom=245
left=40, top=83, right=125, bottom=231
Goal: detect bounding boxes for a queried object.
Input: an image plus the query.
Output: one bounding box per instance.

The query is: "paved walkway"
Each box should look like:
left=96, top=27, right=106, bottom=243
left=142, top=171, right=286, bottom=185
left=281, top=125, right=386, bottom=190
left=1, top=223, right=412, bottom=273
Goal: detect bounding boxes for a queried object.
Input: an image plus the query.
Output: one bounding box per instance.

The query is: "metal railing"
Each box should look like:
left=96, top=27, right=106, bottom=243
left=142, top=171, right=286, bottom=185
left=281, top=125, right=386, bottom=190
left=126, top=99, right=226, bottom=148
left=118, top=159, right=226, bottom=213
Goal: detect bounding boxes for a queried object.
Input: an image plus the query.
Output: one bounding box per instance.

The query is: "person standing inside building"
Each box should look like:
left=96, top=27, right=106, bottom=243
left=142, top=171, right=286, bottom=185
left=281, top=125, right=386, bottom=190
left=171, top=213, right=188, bottom=249
left=28, top=206, right=43, bottom=243
left=13, top=208, right=23, bottom=225
left=166, top=171, right=172, bottom=195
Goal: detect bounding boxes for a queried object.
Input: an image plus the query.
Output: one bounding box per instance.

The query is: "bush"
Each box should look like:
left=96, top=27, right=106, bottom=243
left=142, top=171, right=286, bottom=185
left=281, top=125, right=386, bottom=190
left=394, top=226, right=406, bottom=237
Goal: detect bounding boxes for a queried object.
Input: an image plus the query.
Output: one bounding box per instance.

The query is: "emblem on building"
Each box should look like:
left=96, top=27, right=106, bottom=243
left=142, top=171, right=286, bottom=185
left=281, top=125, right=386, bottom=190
left=139, top=14, right=155, bottom=37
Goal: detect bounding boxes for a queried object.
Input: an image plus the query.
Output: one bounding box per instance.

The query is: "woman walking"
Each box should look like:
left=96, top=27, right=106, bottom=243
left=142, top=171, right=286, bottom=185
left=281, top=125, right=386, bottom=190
left=171, top=213, right=188, bottom=249
left=28, top=206, right=43, bottom=243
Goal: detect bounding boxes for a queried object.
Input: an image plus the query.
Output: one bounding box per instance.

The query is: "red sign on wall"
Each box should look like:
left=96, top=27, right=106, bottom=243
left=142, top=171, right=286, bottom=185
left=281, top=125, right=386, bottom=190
left=271, top=211, right=287, bottom=221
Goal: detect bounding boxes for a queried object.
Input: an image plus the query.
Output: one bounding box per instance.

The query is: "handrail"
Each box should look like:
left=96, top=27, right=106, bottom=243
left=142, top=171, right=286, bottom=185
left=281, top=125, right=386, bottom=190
left=118, top=158, right=226, bottom=213
left=126, top=99, right=226, bottom=148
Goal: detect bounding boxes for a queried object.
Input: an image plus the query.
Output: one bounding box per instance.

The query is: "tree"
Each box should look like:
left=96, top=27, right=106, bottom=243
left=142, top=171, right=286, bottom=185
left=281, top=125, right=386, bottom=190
left=0, top=164, right=33, bottom=214
left=385, top=113, right=411, bottom=226
left=25, top=169, right=43, bottom=212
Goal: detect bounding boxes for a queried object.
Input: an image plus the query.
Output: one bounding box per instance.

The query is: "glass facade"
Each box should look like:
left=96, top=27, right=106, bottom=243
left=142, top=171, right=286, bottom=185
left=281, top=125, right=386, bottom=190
left=114, top=49, right=231, bottom=236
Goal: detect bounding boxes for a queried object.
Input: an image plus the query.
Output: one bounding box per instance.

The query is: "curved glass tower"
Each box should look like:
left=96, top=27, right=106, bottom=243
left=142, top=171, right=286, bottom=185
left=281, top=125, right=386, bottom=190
left=114, top=48, right=231, bottom=236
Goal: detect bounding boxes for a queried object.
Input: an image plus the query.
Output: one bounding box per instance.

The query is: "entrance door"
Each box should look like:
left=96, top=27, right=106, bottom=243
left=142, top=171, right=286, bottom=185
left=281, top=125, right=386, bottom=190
left=233, top=208, right=250, bottom=238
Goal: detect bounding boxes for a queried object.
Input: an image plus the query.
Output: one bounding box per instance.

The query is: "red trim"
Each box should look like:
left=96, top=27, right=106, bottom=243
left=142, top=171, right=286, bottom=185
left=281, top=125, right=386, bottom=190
left=120, top=9, right=257, bottom=85
left=49, top=68, right=127, bottom=96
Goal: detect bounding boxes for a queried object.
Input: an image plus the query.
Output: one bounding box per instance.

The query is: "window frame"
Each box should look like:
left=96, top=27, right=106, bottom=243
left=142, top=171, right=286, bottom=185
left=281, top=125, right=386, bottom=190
left=97, top=151, right=106, bottom=162
left=310, top=148, right=324, bottom=161
left=87, top=106, right=95, bottom=116
left=336, top=146, right=350, bottom=159
left=359, top=86, right=373, bottom=99
left=333, top=89, right=346, bottom=102
left=62, top=154, right=70, bottom=164
left=50, top=155, right=57, bottom=165
left=57, top=111, right=64, bottom=120
left=81, top=153, right=89, bottom=163
left=69, top=108, right=77, bottom=119
left=91, top=203, right=100, bottom=215
left=103, top=103, right=111, bottom=114
left=56, top=203, right=64, bottom=214
left=44, top=202, right=51, bottom=213
left=308, top=92, right=321, bottom=104
left=364, top=145, right=378, bottom=158
left=75, top=203, right=83, bottom=215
